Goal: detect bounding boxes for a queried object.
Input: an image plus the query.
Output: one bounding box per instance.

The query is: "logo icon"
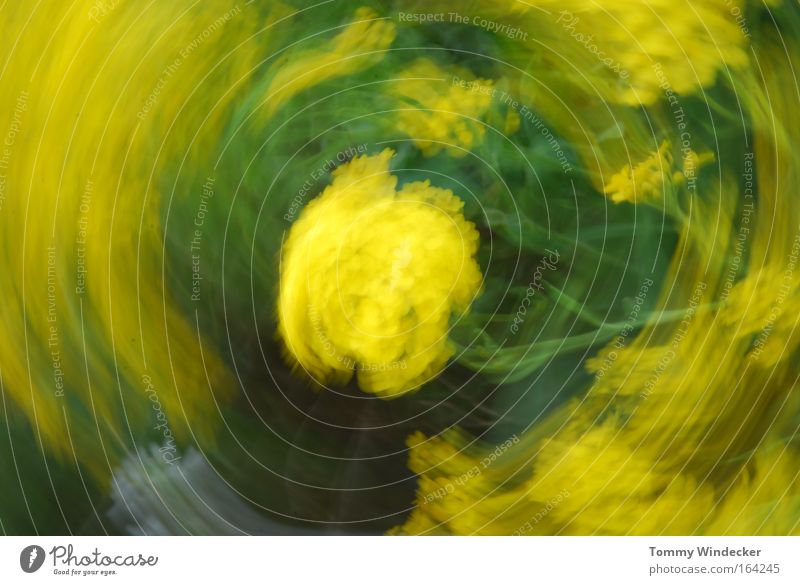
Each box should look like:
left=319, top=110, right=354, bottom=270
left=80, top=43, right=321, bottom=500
left=20, top=545, right=45, bottom=573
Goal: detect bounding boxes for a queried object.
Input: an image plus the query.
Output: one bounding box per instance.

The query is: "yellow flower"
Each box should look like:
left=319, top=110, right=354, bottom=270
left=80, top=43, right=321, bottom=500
left=547, top=0, right=750, bottom=105
left=277, top=149, right=482, bottom=398
left=603, top=141, right=715, bottom=206
left=0, top=0, right=245, bottom=473
left=603, top=141, right=673, bottom=204
left=390, top=59, right=495, bottom=157
left=706, top=447, right=800, bottom=535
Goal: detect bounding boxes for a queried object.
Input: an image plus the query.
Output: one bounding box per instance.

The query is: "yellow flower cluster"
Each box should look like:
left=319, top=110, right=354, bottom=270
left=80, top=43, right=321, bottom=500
left=390, top=59, right=496, bottom=157
left=603, top=141, right=715, bottom=206
left=547, top=0, right=750, bottom=105
left=277, top=149, right=482, bottom=398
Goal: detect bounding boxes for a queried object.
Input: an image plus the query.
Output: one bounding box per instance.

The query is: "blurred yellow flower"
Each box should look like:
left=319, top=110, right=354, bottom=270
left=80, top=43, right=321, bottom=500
left=277, top=149, right=482, bottom=398
left=550, top=0, right=750, bottom=105
left=390, top=59, right=496, bottom=157
left=603, top=141, right=715, bottom=206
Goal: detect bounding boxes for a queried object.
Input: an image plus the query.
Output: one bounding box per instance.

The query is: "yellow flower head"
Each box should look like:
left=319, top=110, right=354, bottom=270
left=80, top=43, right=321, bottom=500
left=390, top=59, right=495, bottom=157
left=603, top=141, right=715, bottom=206
left=603, top=141, right=674, bottom=204
left=550, top=0, right=750, bottom=105
left=277, top=149, right=482, bottom=398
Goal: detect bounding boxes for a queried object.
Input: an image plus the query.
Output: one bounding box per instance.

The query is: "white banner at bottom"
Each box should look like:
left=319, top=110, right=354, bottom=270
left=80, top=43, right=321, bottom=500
left=0, top=536, right=797, bottom=584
